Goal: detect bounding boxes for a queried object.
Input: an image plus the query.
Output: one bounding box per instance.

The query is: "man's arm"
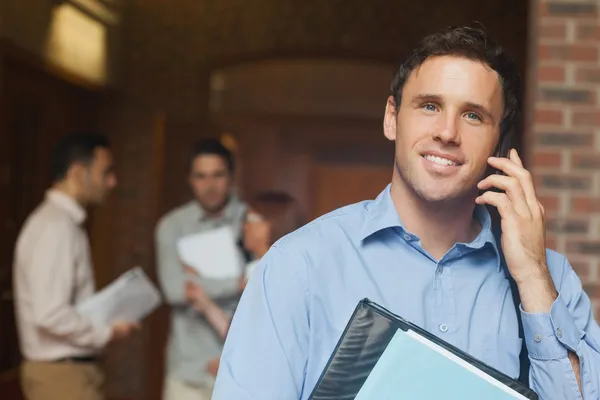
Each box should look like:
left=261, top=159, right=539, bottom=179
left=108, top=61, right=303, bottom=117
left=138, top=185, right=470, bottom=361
left=212, top=244, right=310, bottom=400
left=155, top=219, right=188, bottom=307
left=186, top=280, right=231, bottom=340
left=29, top=222, right=112, bottom=349
left=521, top=257, right=600, bottom=399
left=476, top=150, right=599, bottom=398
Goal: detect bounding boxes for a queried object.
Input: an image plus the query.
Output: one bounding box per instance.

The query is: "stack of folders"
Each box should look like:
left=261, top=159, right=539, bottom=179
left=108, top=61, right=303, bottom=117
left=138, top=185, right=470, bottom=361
left=308, top=299, right=538, bottom=400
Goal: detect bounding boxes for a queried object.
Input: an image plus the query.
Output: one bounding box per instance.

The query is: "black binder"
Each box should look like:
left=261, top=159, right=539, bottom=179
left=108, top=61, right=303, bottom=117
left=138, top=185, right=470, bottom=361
left=308, top=299, right=538, bottom=400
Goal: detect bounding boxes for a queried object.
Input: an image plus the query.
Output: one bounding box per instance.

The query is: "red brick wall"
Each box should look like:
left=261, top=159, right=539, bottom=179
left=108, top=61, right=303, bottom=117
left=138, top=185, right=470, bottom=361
left=529, top=0, right=600, bottom=310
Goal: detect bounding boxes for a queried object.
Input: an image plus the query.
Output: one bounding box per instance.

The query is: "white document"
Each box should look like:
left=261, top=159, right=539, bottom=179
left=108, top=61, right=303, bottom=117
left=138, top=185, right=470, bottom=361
left=76, top=267, right=162, bottom=326
left=177, top=226, right=241, bottom=280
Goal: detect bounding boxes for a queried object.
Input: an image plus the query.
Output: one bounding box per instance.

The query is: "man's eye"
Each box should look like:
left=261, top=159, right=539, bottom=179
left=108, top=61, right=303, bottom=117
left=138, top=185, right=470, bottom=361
left=465, top=112, right=482, bottom=121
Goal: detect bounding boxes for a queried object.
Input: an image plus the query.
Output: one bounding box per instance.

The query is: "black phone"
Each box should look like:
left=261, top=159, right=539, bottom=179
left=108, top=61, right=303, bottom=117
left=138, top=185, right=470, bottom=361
left=483, top=128, right=531, bottom=387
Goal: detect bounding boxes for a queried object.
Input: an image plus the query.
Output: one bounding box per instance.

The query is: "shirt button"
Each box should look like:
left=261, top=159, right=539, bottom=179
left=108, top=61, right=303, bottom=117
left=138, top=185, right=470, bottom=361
left=556, top=328, right=563, bottom=339
left=439, top=324, right=448, bottom=333
left=403, top=233, right=411, bottom=241
left=534, top=334, right=542, bottom=343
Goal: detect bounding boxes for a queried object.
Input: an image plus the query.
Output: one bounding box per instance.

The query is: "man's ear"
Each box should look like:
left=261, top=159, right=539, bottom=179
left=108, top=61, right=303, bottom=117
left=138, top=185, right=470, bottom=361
left=383, top=96, right=398, bottom=142
left=66, top=162, right=86, bottom=183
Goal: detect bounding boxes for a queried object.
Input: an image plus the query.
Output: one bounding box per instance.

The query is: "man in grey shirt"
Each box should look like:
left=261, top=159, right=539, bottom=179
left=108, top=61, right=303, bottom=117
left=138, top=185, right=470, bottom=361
left=155, top=138, right=248, bottom=400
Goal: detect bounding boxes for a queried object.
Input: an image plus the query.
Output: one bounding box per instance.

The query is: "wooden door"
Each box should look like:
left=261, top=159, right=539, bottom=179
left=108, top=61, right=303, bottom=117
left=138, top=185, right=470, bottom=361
left=312, top=163, right=392, bottom=220
left=0, top=55, right=99, bottom=399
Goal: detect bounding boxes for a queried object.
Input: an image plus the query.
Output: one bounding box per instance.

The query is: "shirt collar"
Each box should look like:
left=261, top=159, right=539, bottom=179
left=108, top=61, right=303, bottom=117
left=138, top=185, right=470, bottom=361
left=471, top=204, right=502, bottom=272
left=360, top=184, right=404, bottom=240
left=361, top=184, right=501, bottom=271
left=46, top=189, right=87, bottom=224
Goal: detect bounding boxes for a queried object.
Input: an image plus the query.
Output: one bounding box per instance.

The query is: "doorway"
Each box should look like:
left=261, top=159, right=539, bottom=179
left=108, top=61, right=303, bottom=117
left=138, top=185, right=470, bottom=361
left=312, top=163, right=392, bottom=220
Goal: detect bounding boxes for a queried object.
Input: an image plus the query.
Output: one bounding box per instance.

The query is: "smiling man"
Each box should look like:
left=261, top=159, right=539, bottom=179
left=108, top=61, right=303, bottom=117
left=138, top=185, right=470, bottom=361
left=212, top=26, right=600, bottom=400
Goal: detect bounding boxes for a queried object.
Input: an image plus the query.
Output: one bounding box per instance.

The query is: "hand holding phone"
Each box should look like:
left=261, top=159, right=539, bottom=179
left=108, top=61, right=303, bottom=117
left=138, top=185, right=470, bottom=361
left=475, top=149, right=557, bottom=313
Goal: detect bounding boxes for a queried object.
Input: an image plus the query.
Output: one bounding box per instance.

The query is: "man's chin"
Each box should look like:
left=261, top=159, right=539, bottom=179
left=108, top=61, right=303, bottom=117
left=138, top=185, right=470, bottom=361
left=200, top=200, right=228, bottom=214
left=414, top=184, right=470, bottom=204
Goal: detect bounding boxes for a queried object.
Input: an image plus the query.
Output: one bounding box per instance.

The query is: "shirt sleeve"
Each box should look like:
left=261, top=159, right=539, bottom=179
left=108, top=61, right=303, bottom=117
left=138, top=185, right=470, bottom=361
left=29, top=221, right=111, bottom=349
left=212, top=244, right=310, bottom=400
left=521, top=256, right=600, bottom=400
left=155, top=218, right=188, bottom=307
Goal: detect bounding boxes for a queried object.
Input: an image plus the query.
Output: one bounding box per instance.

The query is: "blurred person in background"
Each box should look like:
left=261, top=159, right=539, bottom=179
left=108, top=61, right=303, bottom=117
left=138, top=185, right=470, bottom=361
left=155, top=138, right=250, bottom=400
left=185, top=191, right=302, bottom=377
left=13, top=132, right=139, bottom=400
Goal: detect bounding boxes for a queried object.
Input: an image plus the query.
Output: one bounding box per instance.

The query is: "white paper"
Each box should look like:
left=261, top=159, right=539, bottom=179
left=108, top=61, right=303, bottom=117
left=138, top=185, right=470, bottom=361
left=76, top=267, right=162, bottom=326
left=177, top=226, right=241, bottom=280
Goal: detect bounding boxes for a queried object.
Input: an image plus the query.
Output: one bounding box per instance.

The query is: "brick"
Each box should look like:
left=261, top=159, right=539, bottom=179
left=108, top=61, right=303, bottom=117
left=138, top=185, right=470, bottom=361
left=576, top=67, right=600, bottom=83
left=538, top=174, right=591, bottom=190
left=536, top=132, right=594, bottom=147
left=533, top=150, right=562, bottom=167
left=539, top=65, right=565, bottom=83
left=573, top=111, right=600, bottom=127
left=572, top=196, right=600, bottom=213
left=535, top=108, right=564, bottom=125
left=546, top=218, right=589, bottom=234
left=538, top=195, right=560, bottom=212
left=546, top=2, right=597, bottom=16
left=576, top=23, right=600, bottom=41
left=572, top=153, right=600, bottom=169
left=567, top=240, right=600, bottom=255
left=540, top=23, right=567, bottom=39
left=539, top=44, right=598, bottom=62
left=538, top=88, right=593, bottom=104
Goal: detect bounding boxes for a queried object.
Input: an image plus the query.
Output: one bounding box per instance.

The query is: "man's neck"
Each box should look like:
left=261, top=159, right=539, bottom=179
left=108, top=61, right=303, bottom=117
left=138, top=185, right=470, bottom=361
left=198, top=198, right=230, bottom=220
left=52, top=182, right=86, bottom=207
left=390, top=179, right=481, bottom=261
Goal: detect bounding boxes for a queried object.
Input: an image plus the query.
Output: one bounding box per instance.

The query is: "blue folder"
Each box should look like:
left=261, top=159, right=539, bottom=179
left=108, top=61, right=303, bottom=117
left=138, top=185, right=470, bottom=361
left=308, top=299, right=538, bottom=400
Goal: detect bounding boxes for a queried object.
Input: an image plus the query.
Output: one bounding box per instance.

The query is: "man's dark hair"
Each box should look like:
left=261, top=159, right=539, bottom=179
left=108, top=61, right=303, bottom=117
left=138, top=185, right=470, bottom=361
left=390, top=25, right=522, bottom=152
left=51, top=132, right=111, bottom=182
left=188, top=138, right=234, bottom=173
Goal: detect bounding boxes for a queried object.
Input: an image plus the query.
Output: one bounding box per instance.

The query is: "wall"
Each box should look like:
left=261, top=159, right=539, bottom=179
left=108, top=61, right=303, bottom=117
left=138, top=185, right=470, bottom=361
left=528, top=0, right=600, bottom=310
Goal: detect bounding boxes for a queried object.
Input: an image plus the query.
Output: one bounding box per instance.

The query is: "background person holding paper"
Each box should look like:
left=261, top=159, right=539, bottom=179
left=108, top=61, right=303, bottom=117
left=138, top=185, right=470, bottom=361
left=184, top=191, right=303, bottom=377
left=155, top=138, right=250, bottom=400
left=183, top=209, right=271, bottom=377
left=213, top=26, right=600, bottom=400
left=13, top=133, right=139, bottom=400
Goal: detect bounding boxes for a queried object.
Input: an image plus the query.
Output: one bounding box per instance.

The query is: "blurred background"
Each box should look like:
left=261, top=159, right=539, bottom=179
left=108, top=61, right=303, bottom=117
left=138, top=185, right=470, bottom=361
left=0, top=0, right=598, bottom=399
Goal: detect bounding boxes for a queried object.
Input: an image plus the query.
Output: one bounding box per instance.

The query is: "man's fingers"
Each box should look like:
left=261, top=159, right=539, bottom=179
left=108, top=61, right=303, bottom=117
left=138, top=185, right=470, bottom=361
left=487, top=152, right=541, bottom=218
left=510, top=148, right=524, bottom=168
left=477, top=174, right=530, bottom=218
left=183, top=265, right=199, bottom=276
left=475, top=191, right=517, bottom=220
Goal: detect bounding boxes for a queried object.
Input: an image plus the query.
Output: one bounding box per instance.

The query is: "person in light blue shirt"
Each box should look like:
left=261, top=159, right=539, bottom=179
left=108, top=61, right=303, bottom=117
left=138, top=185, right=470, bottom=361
left=212, top=26, right=600, bottom=400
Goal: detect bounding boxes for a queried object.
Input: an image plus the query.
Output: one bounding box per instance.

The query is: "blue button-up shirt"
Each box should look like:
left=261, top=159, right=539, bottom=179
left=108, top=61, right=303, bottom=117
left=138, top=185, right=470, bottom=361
left=213, top=185, right=600, bottom=400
